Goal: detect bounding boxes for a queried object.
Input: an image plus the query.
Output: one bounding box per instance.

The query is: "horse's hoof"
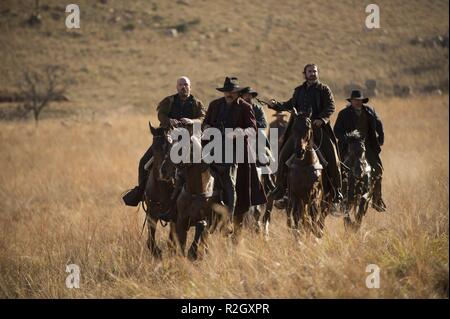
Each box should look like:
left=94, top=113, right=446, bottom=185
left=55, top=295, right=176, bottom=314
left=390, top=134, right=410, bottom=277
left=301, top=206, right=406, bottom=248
left=151, top=247, right=162, bottom=259
left=187, top=249, right=198, bottom=261
left=231, top=234, right=240, bottom=245
left=329, top=204, right=343, bottom=217
left=147, top=242, right=162, bottom=259
left=343, top=217, right=353, bottom=231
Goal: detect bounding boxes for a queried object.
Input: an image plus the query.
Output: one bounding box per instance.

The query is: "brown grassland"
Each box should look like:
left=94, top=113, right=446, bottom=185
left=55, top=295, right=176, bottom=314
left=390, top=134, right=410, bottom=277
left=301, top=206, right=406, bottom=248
left=0, top=96, right=448, bottom=298
left=0, top=0, right=448, bottom=298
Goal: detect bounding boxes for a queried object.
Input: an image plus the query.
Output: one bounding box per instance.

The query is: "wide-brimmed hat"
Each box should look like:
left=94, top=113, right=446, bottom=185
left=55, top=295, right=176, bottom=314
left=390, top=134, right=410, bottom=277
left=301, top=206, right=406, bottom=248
left=216, top=76, right=241, bottom=92
left=239, top=86, right=258, bottom=97
left=346, top=90, right=369, bottom=103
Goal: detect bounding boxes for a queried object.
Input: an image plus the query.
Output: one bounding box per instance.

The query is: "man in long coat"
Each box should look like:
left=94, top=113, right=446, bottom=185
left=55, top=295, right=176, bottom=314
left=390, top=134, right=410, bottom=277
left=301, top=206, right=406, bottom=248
left=334, top=90, right=386, bottom=212
left=203, top=77, right=267, bottom=226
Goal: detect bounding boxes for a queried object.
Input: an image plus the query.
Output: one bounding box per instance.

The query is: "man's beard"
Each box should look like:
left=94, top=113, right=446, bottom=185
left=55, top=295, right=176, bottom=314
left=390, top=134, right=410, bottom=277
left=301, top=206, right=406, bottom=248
left=225, top=96, right=234, bottom=104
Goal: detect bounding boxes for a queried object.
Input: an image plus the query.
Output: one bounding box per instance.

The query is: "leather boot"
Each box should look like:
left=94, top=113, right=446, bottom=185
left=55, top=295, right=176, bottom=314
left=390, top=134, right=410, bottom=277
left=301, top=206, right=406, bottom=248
left=122, top=186, right=144, bottom=207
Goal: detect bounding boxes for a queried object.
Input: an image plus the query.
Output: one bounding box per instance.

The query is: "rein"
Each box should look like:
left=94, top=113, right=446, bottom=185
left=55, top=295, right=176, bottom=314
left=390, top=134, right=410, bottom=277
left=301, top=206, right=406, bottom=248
left=313, top=127, right=323, bottom=152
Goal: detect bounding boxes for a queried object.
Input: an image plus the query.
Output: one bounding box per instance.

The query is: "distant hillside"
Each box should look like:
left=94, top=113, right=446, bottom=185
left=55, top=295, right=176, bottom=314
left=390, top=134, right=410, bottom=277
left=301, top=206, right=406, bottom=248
left=0, top=0, right=448, bottom=117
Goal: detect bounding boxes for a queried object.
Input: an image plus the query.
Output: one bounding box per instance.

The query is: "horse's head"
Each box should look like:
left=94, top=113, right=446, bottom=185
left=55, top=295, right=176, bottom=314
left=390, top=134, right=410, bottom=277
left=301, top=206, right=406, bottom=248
left=292, top=108, right=313, bottom=160
left=344, top=130, right=366, bottom=178
left=159, top=123, right=198, bottom=181
left=149, top=123, right=176, bottom=181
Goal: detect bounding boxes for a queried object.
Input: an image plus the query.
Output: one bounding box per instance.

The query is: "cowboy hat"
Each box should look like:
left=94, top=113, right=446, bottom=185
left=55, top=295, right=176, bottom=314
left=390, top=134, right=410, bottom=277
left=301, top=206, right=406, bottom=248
left=239, top=86, right=258, bottom=97
left=346, top=90, right=369, bottom=103
left=216, top=76, right=241, bottom=92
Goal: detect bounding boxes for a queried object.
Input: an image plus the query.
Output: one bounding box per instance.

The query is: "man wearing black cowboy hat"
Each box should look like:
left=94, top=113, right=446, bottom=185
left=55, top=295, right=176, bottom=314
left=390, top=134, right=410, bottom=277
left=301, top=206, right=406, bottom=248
left=203, top=77, right=267, bottom=229
left=123, top=77, right=206, bottom=207
left=268, top=63, right=343, bottom=205
left=334, top=90, right=386, bottom=212
left=240, top=86, right=268, bottom=129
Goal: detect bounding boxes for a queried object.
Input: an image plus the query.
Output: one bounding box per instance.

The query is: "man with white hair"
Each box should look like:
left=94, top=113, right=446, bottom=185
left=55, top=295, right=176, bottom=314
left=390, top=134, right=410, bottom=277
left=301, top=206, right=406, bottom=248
left=123, top=76, right=206, bottom=207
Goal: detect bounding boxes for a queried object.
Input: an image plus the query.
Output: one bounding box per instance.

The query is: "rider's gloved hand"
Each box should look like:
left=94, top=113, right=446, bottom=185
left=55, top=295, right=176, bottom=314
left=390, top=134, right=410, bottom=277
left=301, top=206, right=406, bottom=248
left=268, top=99, right=282, bottom=111
left=313, top=119, right=324, bottom=128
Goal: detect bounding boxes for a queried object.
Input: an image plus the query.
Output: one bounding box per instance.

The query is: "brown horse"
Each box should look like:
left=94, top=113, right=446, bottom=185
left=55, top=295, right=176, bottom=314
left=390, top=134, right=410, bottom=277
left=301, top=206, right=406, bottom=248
left=160, top=132, right=225, bottom=260
left=285, top=110, right=326, bottom=238
left=144, top=124, right=177, bottom=258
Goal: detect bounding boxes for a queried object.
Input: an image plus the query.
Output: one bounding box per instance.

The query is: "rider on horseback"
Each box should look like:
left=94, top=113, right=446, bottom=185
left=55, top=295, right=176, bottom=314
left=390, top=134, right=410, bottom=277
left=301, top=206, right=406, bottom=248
left=122, top=77, right=206, bottom=207
left=268, top=64, right=344, bottom=205
left=333, top=90, right=387, bottom=212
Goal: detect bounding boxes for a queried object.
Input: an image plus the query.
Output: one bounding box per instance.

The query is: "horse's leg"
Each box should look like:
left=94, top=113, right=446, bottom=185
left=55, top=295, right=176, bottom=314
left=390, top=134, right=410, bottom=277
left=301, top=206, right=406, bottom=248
left=199, top=226, right=210, bottom=257
left=167, top=222, right=177, bottom=256
left=263, top=196, right=274, bottom=239
left=292, top=199, right=302, bottom=238
left=310, top=196, right=322, bottom=238
left=175, top=217, right=188, bottom=256
left=286, top=197, right=293, bottom=229
left=303, top=203, right=312, bottom=238
left=232, top=213, right=244, bottom=245
left=198, top=217, right=211, bottom=258
left=253, top=205, right=261, bottom=234
left=146, top=213, right=162, bottom=259
left=355, top=196, right=368, bottom=231
left=188, top=220, right=206, bottom=261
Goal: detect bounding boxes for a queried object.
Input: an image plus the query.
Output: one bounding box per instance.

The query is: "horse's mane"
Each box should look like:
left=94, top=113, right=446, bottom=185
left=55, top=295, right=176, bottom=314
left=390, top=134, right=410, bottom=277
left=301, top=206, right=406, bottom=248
left=152, top=126, right=167, bottom=137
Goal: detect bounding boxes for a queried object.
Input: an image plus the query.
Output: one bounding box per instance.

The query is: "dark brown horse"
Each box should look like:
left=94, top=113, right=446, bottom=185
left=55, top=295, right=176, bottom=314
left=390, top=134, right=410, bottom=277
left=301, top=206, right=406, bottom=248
left=160, top=132, right=226, bottom=260
left=285, top=110, right=326, bottom=238
left=341, top=130, right=373, bottom=231
left=143, top=124, right=177, bottom=258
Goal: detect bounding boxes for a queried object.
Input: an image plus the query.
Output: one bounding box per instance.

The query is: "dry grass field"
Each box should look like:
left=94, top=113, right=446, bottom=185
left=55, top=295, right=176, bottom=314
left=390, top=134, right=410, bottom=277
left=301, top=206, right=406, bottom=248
left=0, top=0, right=448, bottom=298
left=0, top=96, right=448, bottom=298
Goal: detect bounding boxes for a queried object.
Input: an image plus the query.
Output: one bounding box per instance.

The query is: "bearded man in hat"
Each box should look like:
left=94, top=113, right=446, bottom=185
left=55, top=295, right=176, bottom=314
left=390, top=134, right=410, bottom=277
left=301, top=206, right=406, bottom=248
left=268, top=63, right=343, bottom=204
left=203, top=77, right=267, bottom=230
left=334, top=90, right=386, bottom=212
left=123, top=76, right=206, bottom=207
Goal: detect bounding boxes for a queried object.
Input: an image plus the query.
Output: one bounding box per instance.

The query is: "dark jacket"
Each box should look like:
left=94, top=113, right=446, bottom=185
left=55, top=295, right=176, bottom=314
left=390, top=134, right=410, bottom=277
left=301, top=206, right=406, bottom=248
left=334, top=104, right=384, bottom=156
left=203, top=97, right=267, bottom=214
left=277, top=81, right=338, bottom=149
left=157, top=94, right=205, bottom=128
left=203, top=97, right=256, bottom=130
left=252, top=101, right=267, bottom=129
left=279, top=81, right=335, bottom=125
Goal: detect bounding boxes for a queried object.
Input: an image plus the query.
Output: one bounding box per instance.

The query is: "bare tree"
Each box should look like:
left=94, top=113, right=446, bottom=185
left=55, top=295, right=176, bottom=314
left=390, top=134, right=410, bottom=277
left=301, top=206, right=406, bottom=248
left=17, top=65, right=70, bottom=125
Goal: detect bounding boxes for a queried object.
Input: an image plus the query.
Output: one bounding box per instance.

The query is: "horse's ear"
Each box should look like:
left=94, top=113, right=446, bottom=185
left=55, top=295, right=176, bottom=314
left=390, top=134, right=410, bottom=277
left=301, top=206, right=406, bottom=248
left=149, top=122, right=156, bottom=135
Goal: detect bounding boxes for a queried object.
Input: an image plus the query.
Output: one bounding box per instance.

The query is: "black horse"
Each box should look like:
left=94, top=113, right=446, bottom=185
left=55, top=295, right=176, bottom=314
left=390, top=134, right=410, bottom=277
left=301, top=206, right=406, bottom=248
left=341, top=130, right=373, bottom=231
left=143, top=125, right=177, bottom=258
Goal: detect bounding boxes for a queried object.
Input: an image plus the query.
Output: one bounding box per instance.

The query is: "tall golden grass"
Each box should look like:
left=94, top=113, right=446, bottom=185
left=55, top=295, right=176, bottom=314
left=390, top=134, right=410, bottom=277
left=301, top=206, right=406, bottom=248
left=0, top=95, right=448, bottom=298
